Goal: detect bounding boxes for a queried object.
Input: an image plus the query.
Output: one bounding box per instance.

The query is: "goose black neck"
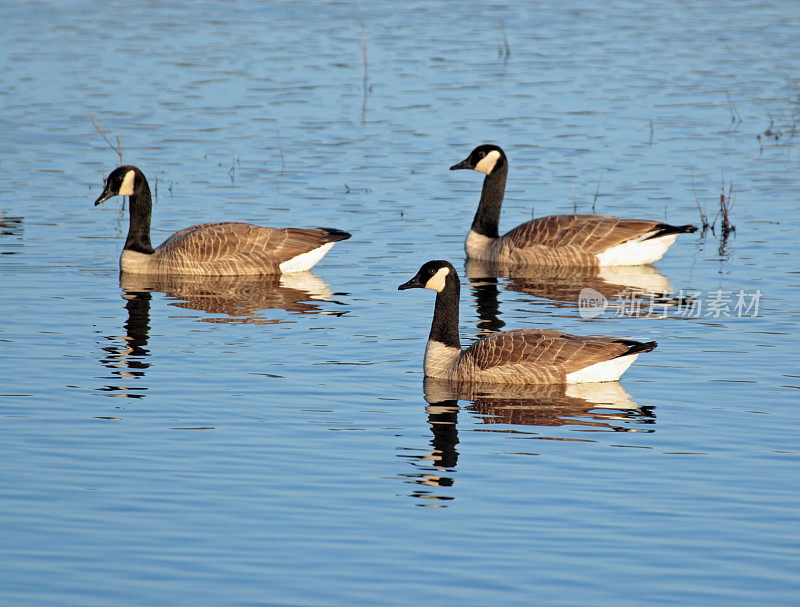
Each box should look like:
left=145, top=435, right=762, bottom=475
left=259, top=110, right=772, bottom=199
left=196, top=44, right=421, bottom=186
left=470, top=163, right=507, bottom=239
left=430, top=275, right=461, bottom=349
left=124, top=174, right=154, bottom=254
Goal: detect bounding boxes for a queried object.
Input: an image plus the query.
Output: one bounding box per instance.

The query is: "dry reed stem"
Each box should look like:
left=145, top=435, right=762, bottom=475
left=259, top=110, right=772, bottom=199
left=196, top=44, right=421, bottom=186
left=592, top=169, right=603, bottom=213
left=360, top=23, right=368, bottom=124
left=90, top=112, right=123, bottom=164
left=690, top=169, right=714, bottom=233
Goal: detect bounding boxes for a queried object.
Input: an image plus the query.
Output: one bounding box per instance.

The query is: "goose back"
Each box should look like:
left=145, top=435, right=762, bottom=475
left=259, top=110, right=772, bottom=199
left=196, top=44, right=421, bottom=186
left=442, top=328, right=652, bottom=384
left=123, top=223, right=344, bottom=275
left=476, top=214, right=693, bottom=266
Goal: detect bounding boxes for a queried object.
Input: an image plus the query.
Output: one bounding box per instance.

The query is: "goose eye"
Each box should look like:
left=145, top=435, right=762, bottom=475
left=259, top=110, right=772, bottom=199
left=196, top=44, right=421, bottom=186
left=478, top=151, right=486, bottom=158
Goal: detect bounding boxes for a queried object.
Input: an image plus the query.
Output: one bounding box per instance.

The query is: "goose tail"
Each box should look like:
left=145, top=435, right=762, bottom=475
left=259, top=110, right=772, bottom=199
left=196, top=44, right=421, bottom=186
left=614, top=339, right=658, bottom=357
left=318, top=227, right=352, bottom=242
left=644, top=223, right=697, bottom=240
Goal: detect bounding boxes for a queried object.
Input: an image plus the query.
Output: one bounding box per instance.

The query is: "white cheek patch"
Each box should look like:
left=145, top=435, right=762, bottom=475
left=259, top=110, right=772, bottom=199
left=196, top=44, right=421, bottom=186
left=425, top=266, right=450, bottom=292
left=118, top=170, right=136, bottom=196
left=473, top=150, right=501, bottom=175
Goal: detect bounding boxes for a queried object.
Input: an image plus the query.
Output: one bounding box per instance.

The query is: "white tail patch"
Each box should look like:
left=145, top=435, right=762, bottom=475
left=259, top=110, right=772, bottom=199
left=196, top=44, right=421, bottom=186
left=596, top=232, right=678, bottom=266
left=119, top=169, right=136, bottom=196
left=424, top=266, right=450, bottom=292
left=473, top=150, right=502, bottom=175
left=565, top=353, right=639, bottom=384
left=279, top=242, right=334, bottom=273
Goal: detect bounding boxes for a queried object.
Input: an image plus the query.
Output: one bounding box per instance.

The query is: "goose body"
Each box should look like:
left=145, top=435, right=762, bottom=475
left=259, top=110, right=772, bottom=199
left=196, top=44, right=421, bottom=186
left=399, top=260, right=656, bottom=384
left=94, top=166, right=350, bottom=276
left=451, top=145, right=696, bottom=267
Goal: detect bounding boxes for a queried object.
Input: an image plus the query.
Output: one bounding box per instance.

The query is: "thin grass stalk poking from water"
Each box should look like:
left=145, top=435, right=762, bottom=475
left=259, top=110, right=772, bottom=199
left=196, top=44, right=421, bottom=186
left=592, top=169, right=603, bottom=213
left=787, top=76, right=799, bottom=139
left=691, top=169, right=715, bottom=235
left=227, top=152, right=239, bottom=182
left=571, top=184, right=577, bottom=213
left=719, top=175, right=736, bottom=237
left=717, top=177, right=735, bottom=257
left=725, top=91, right=742, bottom=124
left=91, top=112, right=126, bottom=209
left=276, top=129, right=285, bottom=174
left=360, top=23, right=368, bottom=124
left=498, top=24, right=511, bottom=59
left=90, top=113, right=123, bottom=165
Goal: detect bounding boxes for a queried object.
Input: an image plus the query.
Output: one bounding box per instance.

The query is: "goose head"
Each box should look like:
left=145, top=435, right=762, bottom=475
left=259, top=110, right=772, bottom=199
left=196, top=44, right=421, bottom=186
left=94, top=165, right=142, bottom=205
left=450, top=144, right=507, bottom=176
left=398, top=260, right=458, bottom=293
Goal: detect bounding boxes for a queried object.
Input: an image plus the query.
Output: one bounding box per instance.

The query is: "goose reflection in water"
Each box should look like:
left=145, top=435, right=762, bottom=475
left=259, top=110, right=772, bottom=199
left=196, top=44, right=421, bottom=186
left=465, top=258, right=681, bottom=332
left=97, top=290, right=152, bottom=401
left=0, top=212, right=24, bottom=254
left=0, top=212, right=24, bottom=234
left=401, top=379, right=654, bottom=506
left=119, top=271, right=346, bottom=324
left=97, top=271, right=346, bottom=401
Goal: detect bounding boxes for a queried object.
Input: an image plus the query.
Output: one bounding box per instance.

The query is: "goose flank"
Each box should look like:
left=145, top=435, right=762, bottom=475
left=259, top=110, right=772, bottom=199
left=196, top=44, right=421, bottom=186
left=399, top=260, right=657, bottom=384
left=450, top=144, right=696, bottom=267
left=94, top=165, right=350, bottom=276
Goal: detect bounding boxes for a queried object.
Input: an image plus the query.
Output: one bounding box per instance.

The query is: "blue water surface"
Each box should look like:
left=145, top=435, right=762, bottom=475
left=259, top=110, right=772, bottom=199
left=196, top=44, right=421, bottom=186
left=1, top=1, right=799, bottom=605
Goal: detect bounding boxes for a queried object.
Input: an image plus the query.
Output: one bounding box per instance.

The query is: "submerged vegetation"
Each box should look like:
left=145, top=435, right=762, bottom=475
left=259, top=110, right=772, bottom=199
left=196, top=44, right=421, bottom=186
left=691, top=170, right=736, bottom=256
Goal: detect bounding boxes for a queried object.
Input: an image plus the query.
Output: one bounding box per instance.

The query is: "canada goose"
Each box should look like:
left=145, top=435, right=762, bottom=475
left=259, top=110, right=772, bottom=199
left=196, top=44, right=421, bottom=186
left=398, top=260, right=657, bottom=384
left=450, top=144, right=696, bottom=266
left=94, top=165, right=351, bottom=275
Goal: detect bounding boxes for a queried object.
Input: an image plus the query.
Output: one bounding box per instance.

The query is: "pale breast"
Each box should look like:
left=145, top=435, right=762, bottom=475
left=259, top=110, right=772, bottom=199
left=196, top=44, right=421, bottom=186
left=423, top=340, right=462, bottom=379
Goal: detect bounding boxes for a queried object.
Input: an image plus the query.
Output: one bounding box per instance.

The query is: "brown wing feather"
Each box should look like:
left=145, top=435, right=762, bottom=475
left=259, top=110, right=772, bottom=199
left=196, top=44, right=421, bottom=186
left=503, top=215, right=664, bottom=254
left=463, top=328, right=631, bottom=383
left=152, top=223, right=340, bottom=274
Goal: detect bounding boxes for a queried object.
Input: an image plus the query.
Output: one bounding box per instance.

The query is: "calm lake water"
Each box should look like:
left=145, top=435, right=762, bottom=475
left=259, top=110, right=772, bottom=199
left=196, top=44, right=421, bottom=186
left=2, top=1, right=800, bottom=605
